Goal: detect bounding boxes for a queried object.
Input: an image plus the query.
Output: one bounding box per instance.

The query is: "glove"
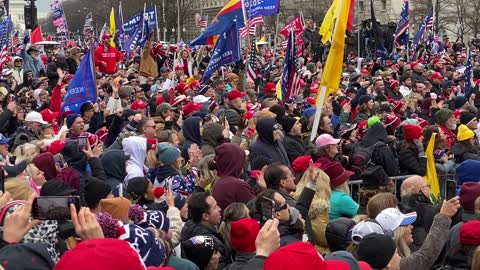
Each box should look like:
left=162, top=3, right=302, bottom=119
left=414, top=139, right=425, bottom=157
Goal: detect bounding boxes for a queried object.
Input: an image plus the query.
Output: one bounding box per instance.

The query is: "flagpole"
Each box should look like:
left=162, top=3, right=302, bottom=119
left=406, top=31, right=410, bottom=62
left=155, top=5, right=160, bottom=41
left=162, top=0, right=166, bottom=41
left=273, top=13, right=280, bottom=56
left=141, top=3, right=147, bottom=40
left=310, top=0, right=346, bottom=142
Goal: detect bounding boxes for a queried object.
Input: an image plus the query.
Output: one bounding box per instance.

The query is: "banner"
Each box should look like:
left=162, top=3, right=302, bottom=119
left=202, top=20, right=240, bottom=82
left=0, top=16, right=12, bottom=49
left=244, top=0, right=279, bottom=19
left=61, top=48, right=97, bottom=114
left=279, top=16, right=303, bottom=38
left=124, top=24, right=143, bottom=54
left=123, top=6, right=157, bottom=36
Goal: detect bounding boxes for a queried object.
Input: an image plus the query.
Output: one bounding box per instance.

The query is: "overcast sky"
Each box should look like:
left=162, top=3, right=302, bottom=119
left=37, top=0, right=52, bottom=14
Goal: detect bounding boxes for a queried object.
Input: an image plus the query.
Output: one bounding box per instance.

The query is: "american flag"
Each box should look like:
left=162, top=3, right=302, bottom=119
left=465, top=49, right=473, bottom=96
left=194, top=13, right=208, bottom=28
left=282, top=30, right=301, bottom=100
left=247, top=36, right=257, bottom=82
left=10, top=31, right=20, bottom=55
left=413, top=7, right=434, bottom=53
left=394, top=0, right=409, bottom=47
left=0, top=45, right=9, bottom=70
left=426, top=8, right=434, bottom=30
left=239, top=16, right=263, bottom=38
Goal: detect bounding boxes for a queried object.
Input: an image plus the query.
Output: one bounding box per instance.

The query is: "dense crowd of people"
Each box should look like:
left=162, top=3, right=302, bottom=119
left=2, top=22, right=480, bottom=270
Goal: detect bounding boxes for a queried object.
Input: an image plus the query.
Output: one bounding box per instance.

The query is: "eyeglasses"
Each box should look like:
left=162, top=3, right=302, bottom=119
left=145, top=125, right=156, bottom=128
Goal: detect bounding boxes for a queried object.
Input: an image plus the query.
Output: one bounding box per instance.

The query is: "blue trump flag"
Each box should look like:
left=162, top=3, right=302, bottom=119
left=202, top=20, right=240, bottom=82
left=244, top=0, right=279, bottom=19
left=61, top=48, right=96, bottom=114
left=282, top=30, right=295, bottom=100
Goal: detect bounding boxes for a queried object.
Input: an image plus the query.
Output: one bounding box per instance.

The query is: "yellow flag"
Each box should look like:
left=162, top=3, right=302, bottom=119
left=319, top=0, right=340, bottom=44
left=109, top=7, right=116, bottom=48
left=275, top=79, right=282, bottom=100
left=316, top=0, right=350, bottom=105
left=425, top=133, right=440, bottom=203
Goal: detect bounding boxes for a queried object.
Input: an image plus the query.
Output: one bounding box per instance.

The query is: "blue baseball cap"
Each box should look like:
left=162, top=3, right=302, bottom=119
left=0, top=133, right=10, bottom=145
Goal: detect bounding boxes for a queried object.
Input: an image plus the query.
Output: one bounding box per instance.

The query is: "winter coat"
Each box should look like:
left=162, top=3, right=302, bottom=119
left=201, top=122, right=224, bottom=157
left=451, top=141, right=480, bottom=163
left=282, top=134, right=310, bottom=163
left=398, top=144, right=427, bottom=176
left=153, top=165, right=196, bottom=195
left=46, top=61, right=68, bottom=88
left=446, top=211, right=477, bottom=254
left=122, top=136, right=147, bottom=185
left=359, top=122, right=400, bottom=176
left=222, top=105, right=244, bottom=135
left=181, top=117, right=202, bottom=163
left=21, top=48, right=45, bottom=77
left=181, top=220, right=230, bottom=269
left=212, top=143, right=255, bottom=213
left=399, top=193, right=439, bottom=252
left=61, top=140, right=107, bottom=206
left=224, top=252, right=256, bottom=270
left=249, top=118, right=291, bottom=170
left=101, top=149, right=127, bottom=191
left=11, top=125, right=40, bottom=151
left=139, top=40, right=158, bottom=78
left=437, top=124, right=457, bottom=149
left=399, top=213, right=452, bottom=270
left=354, top=112, right=369, bottom=123
left=94, top=44, right=123, bottom=75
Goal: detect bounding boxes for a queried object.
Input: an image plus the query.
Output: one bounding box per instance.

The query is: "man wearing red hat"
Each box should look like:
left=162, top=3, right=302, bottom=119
left=94, top=33, right=123, bottom=75
left=222, top=89, right=247, bottom=134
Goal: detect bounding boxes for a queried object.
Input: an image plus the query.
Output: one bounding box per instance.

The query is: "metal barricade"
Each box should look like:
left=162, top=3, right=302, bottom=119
left=349, top=174, right=458, bottom=204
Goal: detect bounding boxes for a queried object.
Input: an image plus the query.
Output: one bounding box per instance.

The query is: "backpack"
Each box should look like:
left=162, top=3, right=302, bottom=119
left=349, top=141, right=384, bottom=180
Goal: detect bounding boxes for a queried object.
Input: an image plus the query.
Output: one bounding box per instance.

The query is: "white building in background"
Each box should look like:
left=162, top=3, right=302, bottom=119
left=8, top=0, right=25, bottom=31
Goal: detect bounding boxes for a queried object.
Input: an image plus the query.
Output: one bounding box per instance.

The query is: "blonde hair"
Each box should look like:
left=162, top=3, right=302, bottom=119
left=145, top=149, right=160, bottom=168
left=292, top=167, right=331, bottom=219
left=25, top=163, right=40, bottom=179
left=336, top=181, right=350, bottom=194
left=5, top=180, right=35, bottom=200
left=198, top=154, right=216, bottom=189
left=393, top=226, right=411, bottom=257
left=472, top=246, right=480, bottom=270
left=13, top=143, right=40, bottom=164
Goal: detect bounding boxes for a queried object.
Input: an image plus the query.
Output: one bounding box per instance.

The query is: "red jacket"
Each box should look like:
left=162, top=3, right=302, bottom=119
left=94, top=45, right=123, bottom=75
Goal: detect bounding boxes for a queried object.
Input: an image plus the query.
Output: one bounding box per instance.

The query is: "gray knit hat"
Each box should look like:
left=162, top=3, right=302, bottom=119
left=157, top=144, right=181, bottom=165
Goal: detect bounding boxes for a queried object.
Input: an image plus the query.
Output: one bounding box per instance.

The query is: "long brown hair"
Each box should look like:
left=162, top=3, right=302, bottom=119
left=423, top=125, right=448, bottom=150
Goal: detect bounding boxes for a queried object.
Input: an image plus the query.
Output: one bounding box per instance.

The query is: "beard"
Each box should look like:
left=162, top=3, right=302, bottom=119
left=32, top=54, right=41, bottom=61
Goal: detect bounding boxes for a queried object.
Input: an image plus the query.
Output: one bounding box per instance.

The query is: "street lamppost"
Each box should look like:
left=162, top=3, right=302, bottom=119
left=172, top=27, right=175, bottom=43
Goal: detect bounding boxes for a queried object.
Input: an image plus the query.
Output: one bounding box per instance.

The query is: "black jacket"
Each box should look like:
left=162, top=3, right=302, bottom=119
left=100, top=149, right=127, bottom=191
left=360, top=123, right=400, bottom=176
left=451, top=141, right=480, bottom=163
left=398, top=144, right=427, bottom=176
left=11, top=125, right=40, bottom=151
left=400, top=193, right=439, bottom=251
left=181, top=221, right=230, bottom=269
left=282, top=134, right=309, bottom=163
left=250, top=118, right=290, bottom=170
left=224, top=252, right=255, bottom=270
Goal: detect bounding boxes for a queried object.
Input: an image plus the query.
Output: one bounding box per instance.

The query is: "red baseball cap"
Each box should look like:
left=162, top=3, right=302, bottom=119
left=227, top=89, right=247, bottom=101
left=102, top=33, right=111, bottom=40
left=183, top=101, right=203, bottom=116
left=292, top=155, right=321, bottom=174
left=130, top=100, right=149, bottom=110
left=431, top=72, right=444, bottom=80
left=175, top=65, right=184, bottom=71
left=264, top=82, right=276, bottom=94
left=264, top=242, right=351, bottom=270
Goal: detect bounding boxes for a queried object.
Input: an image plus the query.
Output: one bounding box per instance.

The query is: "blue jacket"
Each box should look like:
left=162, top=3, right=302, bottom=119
left=21, top=48, right=46, bottom=78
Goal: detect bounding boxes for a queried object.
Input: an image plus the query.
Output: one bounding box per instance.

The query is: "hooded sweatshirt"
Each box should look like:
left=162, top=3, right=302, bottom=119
left=101, top=149, right=127, bottom=191
left=212, top=143, right=255, bottom=212
left=122, top=136, right=147, bottom=185
left=202, top=122, right=224, bottom=156
left=249, top=118, right=291, bottom=170
left=181, top=117, right=202, bottom=162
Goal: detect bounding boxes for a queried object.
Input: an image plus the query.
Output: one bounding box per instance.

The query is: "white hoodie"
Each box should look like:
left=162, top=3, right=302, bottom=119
left=122, top=136, right=147, bottom=185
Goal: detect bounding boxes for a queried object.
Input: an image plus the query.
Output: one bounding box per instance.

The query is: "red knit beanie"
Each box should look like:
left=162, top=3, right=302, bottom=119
left=460, top=220, right=480, bottom=246
left=230, top=218, right=260, bottom=253
left=403, top=124, right=423, bottom=143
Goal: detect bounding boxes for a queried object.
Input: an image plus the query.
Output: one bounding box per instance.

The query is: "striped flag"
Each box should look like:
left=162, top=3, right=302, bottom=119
left=247, top=35, right=257, bottom=82
left=394, top=0, right=409, bottom=47
left=0, top=45, right=9, bottom=70
left=239, top=16, right=263, bottom=38
left=194, top=13, right=208, bottom=28
left=426, top=9, right=434, bottom=30
left=10, top=31, right=20, bottom=55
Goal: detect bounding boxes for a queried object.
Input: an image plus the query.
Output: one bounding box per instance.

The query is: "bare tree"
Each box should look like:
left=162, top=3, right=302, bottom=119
left=465, top=0, right=480, bottom=38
